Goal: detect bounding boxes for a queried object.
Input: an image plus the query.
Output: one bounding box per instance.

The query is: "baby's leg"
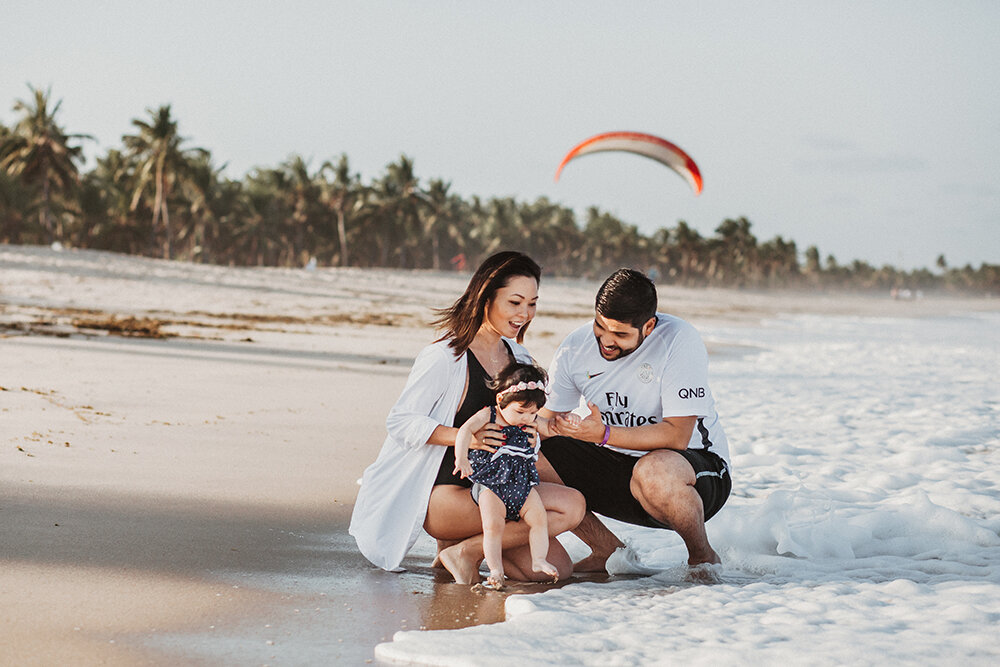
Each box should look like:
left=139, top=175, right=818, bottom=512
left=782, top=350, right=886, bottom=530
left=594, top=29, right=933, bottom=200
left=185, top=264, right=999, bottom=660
left=521, top=488, right=558, bottom=580
left=478, top=488, right=507, bottom=588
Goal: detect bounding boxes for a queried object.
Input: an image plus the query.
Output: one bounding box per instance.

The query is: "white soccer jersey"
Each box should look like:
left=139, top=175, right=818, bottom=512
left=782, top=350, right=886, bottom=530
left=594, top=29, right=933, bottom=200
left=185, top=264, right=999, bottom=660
left=547, top=313, right=730, bottom=467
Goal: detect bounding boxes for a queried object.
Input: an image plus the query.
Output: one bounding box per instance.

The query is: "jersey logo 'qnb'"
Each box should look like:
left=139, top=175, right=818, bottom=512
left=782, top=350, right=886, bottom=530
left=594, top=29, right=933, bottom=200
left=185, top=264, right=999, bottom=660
left=678, top=387, right=706, bottom=399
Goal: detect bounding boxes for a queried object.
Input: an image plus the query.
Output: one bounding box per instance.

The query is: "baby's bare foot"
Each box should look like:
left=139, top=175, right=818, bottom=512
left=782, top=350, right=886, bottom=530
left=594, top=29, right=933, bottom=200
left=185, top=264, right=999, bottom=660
left=483, top=571, right=505, bottom=590
left=533, top=558, right=559, bottom=582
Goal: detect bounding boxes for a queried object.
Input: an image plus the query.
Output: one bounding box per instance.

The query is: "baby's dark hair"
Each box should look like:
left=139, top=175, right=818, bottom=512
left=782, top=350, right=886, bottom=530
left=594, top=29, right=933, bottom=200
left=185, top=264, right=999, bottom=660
left=490, top=362, right=548, bottom=409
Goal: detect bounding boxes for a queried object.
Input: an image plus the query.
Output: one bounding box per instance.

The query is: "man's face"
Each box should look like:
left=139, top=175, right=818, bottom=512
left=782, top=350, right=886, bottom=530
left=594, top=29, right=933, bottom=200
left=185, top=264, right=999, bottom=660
left=592, top=313, right=656, bottom=361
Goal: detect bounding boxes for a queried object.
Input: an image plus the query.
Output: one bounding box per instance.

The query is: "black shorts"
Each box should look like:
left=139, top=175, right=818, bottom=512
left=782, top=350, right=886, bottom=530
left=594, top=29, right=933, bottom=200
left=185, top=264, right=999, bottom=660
left=540, top=436, right=731, bottom=529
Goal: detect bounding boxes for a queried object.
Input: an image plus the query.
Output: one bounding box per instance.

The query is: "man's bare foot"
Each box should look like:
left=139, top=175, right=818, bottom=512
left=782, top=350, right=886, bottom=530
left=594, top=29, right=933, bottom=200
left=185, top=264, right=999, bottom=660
left=437, top=542, right=483, bottom=584
left=572, top=551, right=614, bottom=573
left=532, top=558, right=559, bottom=582
left=687, top=547, right=721, bottom=568
left=685, top=562, right=723, bottom=584
left=685, top=548, right=722, bottom=583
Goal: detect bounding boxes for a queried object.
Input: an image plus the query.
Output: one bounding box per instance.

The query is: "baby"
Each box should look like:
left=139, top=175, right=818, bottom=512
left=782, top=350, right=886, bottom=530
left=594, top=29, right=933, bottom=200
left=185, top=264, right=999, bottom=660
left=454, top=362, right=575, bottom=589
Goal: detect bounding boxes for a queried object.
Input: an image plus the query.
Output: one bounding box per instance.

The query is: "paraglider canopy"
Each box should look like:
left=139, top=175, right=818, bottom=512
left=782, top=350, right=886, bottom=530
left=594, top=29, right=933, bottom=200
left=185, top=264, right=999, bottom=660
left=555, top=131, right=703, bottom=196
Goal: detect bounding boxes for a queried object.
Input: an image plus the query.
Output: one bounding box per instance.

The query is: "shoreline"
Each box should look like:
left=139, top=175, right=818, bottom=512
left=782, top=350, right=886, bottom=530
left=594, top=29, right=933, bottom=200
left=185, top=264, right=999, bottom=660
left=3, top=246, right=998, bottom=663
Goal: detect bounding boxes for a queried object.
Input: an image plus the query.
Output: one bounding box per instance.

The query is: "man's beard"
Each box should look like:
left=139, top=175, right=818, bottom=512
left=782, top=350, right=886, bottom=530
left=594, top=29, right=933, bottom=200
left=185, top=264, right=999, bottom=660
left=596, top=330, right=646, bottom=360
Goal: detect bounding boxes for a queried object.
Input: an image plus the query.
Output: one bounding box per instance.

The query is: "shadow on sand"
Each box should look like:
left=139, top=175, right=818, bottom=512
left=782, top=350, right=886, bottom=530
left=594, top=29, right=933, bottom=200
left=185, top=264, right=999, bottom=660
left=1, top=483, right=613, bottom=662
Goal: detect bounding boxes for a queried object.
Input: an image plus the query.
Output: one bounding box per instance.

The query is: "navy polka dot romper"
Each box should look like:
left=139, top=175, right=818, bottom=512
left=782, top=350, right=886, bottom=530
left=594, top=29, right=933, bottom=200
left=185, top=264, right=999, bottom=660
left=468, top=406, right=540, bottom=521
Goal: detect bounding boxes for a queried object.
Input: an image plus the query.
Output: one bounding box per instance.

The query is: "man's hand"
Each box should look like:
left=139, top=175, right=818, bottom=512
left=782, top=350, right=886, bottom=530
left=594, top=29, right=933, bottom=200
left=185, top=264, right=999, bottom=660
left=554, top=402, right=604, bottom=443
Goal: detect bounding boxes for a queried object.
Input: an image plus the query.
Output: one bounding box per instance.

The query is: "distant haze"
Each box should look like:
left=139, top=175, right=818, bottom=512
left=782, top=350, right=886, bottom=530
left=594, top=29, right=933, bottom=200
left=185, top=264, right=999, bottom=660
left=2, top=0, right=997, bottom=270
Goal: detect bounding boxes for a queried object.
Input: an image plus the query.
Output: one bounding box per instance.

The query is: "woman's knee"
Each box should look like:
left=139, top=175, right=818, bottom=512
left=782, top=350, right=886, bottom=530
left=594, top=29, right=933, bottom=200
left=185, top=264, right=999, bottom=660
left=558, top=486, right=587, bottom=528
left=538, top=483, right=584, bottom=522
left=424, top=486, right=481, bottom=539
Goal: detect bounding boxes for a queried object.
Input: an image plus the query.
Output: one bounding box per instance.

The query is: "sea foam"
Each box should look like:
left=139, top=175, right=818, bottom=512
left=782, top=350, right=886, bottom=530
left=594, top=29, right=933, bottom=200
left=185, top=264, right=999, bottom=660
left=378, top=310, right=1000, bottom=665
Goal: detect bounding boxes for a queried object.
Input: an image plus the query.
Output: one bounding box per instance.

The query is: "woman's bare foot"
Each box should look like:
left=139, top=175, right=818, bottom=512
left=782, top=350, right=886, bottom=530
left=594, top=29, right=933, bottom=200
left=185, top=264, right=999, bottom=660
left=533, top=558, right=559, bottom=582
left=431, top=539, right=460, bottom=569
left=438, top=542, right=483, bottom=584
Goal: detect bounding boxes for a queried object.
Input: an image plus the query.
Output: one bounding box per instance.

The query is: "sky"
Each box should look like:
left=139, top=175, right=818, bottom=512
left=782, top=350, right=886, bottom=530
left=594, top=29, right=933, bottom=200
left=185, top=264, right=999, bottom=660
left=3, top=1, right=998, bottom=270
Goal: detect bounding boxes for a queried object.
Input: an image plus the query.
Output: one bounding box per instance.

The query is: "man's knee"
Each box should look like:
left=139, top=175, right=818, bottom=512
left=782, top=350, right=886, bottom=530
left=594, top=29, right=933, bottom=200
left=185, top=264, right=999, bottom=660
left=632, top=450, right=695, bottom=489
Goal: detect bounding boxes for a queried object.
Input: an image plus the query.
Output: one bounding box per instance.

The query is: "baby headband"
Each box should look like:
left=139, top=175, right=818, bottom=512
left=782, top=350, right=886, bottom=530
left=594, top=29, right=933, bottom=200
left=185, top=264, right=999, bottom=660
left=497, top=380, right=547, bottom=400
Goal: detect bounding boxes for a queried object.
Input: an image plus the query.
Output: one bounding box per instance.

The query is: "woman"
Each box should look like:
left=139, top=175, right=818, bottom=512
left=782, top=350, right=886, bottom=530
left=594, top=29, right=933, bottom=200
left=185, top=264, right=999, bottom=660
left=349, top=251, right=585, bottom=584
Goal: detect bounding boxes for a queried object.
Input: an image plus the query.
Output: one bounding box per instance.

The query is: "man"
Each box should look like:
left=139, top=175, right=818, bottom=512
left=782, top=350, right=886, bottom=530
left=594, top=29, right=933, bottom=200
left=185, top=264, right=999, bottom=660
left=538, top=268, right=731, bottom=572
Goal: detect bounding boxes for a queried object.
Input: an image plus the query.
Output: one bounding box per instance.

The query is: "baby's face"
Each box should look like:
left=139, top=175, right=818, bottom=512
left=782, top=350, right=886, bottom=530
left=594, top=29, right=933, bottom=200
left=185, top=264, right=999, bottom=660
left=498, top=400, right=539, bottom=427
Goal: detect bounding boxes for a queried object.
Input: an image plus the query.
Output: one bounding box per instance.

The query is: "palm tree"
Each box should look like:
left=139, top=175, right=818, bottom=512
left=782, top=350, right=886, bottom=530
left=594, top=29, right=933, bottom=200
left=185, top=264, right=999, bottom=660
left=757, top=235, right=799, bottom=287
left=710, top=217, right=758, bottom=285
left=417, top=178, right=473, bottom=271
left=176, top=151, right=226, bottom=262
left=79, top=148, right=139, bottom=252
left=582, top=207, right=641, bottom=277
left=242, top=166, right=293, bottom=266
left=0, top=85, right=90, bottom=243
left=123, top=105, right=206, bottom=258
left=531, top=200, right=583, bottom=275
left=279, top=154, right=323, bottom=265
left=671, top=221, right=705, bottom=285
left=0, top=168, right=31, bottom=243
left=369, top=155, right=424, bottom=267
left=319, top=154, right=363, bottom=267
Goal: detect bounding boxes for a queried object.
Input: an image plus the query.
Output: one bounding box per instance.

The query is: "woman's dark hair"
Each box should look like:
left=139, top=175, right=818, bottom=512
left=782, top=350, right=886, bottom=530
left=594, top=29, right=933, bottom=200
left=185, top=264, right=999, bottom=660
left=432, top=251, right=541, bottom=356
left=490, top=362, right=548, bottom=410
left=595, top=268, right=657, bottom=329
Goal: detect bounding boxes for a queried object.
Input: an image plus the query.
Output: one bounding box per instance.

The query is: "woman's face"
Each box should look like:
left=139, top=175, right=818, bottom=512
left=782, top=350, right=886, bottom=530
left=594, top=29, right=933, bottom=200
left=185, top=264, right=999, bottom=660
left=483, top=275, right=538, bottom=339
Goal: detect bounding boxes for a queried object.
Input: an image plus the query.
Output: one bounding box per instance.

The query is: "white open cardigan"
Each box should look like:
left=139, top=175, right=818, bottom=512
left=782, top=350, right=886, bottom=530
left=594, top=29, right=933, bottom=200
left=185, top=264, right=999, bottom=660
left=349, top=337, right=532, bottom=571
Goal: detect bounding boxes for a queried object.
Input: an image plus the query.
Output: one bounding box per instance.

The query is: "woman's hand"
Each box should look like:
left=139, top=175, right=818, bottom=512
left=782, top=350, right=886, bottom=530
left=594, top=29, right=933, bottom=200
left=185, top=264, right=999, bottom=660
left=471, top=422, right=504, bottom=452
left=521, top=422, right=538, bottom=447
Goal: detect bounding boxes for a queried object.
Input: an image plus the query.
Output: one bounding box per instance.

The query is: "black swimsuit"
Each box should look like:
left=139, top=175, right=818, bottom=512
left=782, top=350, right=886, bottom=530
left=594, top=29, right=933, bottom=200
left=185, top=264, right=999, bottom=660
left=433, top=342, right=512, bottom=487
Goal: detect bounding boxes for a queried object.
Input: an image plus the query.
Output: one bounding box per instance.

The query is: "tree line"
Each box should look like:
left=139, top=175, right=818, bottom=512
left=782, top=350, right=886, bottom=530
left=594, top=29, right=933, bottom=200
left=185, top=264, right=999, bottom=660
left=2, top=86, right=996, bottom=294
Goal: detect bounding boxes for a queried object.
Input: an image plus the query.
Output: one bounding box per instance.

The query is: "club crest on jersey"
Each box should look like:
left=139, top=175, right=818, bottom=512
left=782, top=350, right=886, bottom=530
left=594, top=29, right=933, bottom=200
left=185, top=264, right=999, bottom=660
left=637, top=363, right=654, bottom=384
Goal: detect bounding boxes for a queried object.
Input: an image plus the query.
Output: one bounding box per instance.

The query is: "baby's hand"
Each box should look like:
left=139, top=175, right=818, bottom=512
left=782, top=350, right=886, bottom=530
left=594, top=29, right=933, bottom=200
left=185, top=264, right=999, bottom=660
left=453, top=459, right=473, bottom=479
left=564, top=412, right=582, bottom=427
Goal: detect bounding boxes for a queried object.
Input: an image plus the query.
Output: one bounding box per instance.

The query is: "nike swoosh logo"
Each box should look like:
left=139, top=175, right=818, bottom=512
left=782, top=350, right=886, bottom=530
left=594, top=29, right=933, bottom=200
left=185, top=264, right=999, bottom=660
left=587, top=372, right=605, bottom=379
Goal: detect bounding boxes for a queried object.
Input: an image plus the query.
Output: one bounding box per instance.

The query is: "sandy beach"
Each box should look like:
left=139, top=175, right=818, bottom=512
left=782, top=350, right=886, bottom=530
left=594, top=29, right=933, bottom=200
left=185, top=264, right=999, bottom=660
left=2, top=245, right=996, bottom=664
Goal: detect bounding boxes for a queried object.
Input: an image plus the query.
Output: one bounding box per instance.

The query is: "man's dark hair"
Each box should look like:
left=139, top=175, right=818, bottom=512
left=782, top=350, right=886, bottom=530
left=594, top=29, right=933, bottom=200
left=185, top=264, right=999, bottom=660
left=595, top=268, right=657, bottom=329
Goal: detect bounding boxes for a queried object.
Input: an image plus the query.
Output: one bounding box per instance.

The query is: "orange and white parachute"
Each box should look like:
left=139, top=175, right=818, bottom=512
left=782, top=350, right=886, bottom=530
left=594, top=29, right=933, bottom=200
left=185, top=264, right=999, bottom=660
left=555, top=131, right=703, bottom=196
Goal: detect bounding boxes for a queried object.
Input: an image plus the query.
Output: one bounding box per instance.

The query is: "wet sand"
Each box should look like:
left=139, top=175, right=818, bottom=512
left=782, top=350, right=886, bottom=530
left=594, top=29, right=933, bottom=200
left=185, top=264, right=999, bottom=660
left=3, top=245, right=994, bottom=664
left=0, top=332, right=535, bottom=664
